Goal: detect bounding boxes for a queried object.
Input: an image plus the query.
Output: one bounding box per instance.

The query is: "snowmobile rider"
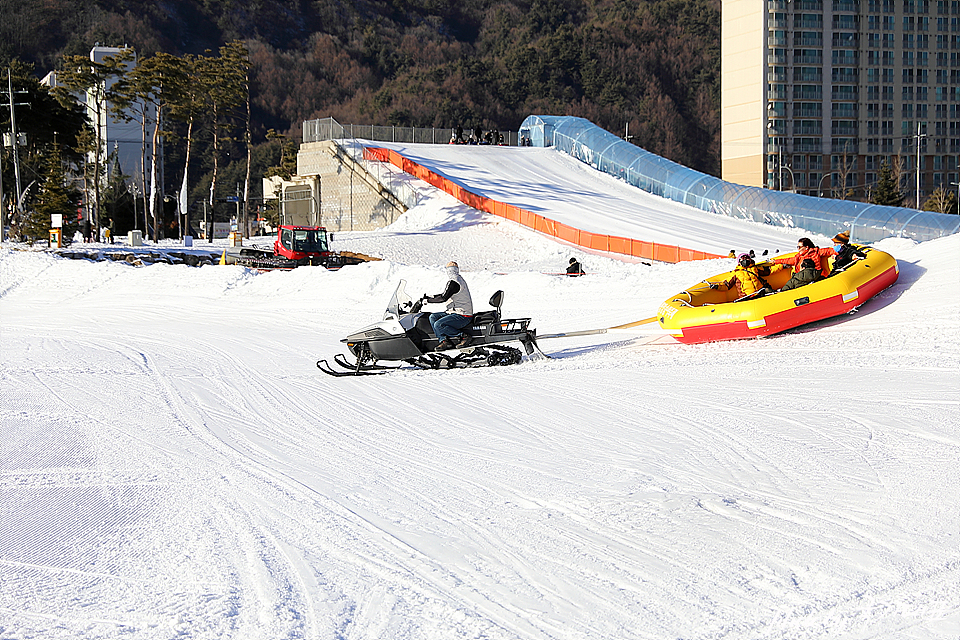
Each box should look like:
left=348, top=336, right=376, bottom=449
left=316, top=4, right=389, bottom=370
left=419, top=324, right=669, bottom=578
left=772, top=237, right=837, bottom=278
left=830, top=231, right=867, bottom=273
left=422, top=261, right=474, bottom=350
left=779, top=258, right=824, bottom=291
left=710, top=253, right=787, bottom=300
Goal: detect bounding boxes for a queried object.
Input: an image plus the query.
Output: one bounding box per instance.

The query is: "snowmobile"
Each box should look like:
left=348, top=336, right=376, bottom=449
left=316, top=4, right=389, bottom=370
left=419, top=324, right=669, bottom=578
left=317, top=280, right=542, bottom=376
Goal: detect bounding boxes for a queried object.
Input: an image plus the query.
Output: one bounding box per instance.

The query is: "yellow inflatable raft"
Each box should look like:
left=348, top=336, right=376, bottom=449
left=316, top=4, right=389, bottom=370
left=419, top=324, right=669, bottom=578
left=657, top=246, right=899, bottom=343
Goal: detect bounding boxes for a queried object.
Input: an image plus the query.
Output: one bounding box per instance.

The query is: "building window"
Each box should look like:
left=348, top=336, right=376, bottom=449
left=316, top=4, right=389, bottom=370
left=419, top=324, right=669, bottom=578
left=832, top=121, right=859, bottom=135
left=795, top=31, right=823, bottom=46
left=794, top=67, right=823, bottom=82
left=795, top=14, right=824, bottom=29
left=794, top=102, right=823, bottom=117
left=833, top=67, right=859, bottom=82
left=832, top=85, right=858, bottom=100
left=834, top=15, right=858, bottom=30
left=883, top=16, right=896, bottom=30
left=833, top=102, right=858, bottom=117
left=795, top=49, right=823, bottom=64
left=793, top=85, right=823, bottom=99
left=833, top=32, right=858, bottom=48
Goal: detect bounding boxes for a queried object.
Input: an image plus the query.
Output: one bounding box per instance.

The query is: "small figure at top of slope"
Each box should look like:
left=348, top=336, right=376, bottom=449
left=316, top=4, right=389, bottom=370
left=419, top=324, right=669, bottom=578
left=566, top=257, right=585, bottom=277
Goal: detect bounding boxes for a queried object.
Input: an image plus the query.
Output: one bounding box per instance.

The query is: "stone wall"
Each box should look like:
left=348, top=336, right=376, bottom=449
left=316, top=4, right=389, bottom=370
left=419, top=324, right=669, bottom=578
left=297, top=141, right=406, bottom=232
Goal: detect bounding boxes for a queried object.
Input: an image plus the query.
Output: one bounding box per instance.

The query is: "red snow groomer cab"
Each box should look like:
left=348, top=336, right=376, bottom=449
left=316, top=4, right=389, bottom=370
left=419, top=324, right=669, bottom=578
left=231, top=225, right=374, bottom=270
left=233, top=225, right=334, bottom=269
left=274, top=225, right=332, bottom=265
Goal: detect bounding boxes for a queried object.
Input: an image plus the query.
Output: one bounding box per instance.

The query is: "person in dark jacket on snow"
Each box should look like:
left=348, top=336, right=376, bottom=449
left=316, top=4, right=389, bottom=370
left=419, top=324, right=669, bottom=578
left=422, top=261, right=474, bottom=350
left=779, top=258, right=824, bottom=291
left=566, top=257, right=584, bottom=276
left=830, top=230, right=867, bottom=273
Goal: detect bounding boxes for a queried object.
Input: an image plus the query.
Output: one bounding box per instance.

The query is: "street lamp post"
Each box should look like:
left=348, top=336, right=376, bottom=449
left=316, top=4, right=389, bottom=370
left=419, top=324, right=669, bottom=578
left=818, top=172, right=836, bottom=198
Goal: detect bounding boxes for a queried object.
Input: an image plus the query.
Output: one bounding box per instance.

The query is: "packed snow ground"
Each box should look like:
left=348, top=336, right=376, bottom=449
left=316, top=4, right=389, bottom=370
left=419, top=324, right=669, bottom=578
left=2, top=151, right=960, bottom=640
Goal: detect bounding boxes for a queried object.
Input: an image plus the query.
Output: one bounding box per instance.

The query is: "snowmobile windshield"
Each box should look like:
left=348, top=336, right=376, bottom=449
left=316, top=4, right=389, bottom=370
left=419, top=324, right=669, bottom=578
left=384, top=280, right=415, bottom=320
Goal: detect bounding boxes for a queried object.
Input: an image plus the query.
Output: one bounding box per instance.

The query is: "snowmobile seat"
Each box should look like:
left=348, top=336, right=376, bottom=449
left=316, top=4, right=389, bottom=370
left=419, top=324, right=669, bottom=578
left=470, top=291, right=504, bottom=327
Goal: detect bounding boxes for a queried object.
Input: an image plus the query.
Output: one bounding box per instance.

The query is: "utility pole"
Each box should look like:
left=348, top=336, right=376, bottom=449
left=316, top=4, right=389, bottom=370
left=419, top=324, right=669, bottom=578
left=7, top=69, right=26, bottom=215
left=0, top=120, right=4, bottom=243
left=3, top=69, right=28, bottom=243
left=916, top=121, right=926, bottom=208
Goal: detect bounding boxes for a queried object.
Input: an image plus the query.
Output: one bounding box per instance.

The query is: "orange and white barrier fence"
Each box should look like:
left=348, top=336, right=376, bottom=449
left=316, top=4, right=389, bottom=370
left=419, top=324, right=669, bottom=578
left=363, top=146, right=723, bottom=264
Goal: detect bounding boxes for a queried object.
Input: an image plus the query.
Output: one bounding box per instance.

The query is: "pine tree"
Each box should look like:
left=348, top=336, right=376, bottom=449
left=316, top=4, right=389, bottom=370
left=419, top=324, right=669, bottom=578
left=24, top=149, right=76, bottom=244
left=872, top=160, right=903, bottom=207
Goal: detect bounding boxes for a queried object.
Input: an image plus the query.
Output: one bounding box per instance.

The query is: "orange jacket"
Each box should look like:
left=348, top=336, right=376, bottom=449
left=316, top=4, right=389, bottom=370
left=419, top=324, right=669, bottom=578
left=774, top=247, right=837, bottom=277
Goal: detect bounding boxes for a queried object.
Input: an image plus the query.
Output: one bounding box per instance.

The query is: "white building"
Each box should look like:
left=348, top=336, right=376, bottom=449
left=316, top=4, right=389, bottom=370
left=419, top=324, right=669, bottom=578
left=43, top=46, right=156, bottom=192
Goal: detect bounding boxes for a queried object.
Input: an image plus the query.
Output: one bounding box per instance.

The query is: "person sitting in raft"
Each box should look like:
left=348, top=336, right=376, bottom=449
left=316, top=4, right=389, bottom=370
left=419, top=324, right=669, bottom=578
left=779, top=258, right=824, bottom=291
left=772, top=237, right=837, bottom=278
left=830, top=231, right=867, bottom=274
left=710, top=253, right=787, bottom=300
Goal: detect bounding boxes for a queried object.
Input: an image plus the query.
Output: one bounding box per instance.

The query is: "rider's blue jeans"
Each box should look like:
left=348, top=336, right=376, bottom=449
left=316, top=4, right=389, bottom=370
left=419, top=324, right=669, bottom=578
left=429, top=312, right=472, bottom=341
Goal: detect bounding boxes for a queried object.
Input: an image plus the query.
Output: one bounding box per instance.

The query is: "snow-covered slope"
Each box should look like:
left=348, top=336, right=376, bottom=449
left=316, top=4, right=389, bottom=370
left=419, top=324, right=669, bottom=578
left=1, top=156, right=958, bottom=640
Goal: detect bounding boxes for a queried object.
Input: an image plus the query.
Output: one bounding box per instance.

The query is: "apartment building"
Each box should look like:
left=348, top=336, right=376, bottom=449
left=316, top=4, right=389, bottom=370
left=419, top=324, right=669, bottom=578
left=721, top=0, right=960, bottom=207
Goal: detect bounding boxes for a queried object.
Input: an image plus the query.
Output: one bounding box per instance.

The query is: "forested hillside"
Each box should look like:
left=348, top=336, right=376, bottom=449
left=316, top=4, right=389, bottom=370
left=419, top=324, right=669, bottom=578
left=2, top=0, right=720, bottom=175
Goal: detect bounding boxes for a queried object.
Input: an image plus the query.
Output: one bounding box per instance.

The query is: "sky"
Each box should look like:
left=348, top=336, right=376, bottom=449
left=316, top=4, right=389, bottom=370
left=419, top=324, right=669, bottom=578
left=1, top=144, right=959, bottom=640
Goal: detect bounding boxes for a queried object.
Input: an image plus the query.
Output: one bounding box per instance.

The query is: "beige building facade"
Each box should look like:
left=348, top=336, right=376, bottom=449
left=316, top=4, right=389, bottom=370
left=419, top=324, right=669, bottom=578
left=721, top=0, right=959, bottom=206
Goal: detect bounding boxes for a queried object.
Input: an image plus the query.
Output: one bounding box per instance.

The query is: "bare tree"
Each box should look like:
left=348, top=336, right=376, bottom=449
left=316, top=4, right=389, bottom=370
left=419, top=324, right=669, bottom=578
left=922, top=187, right=955, bottom=214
